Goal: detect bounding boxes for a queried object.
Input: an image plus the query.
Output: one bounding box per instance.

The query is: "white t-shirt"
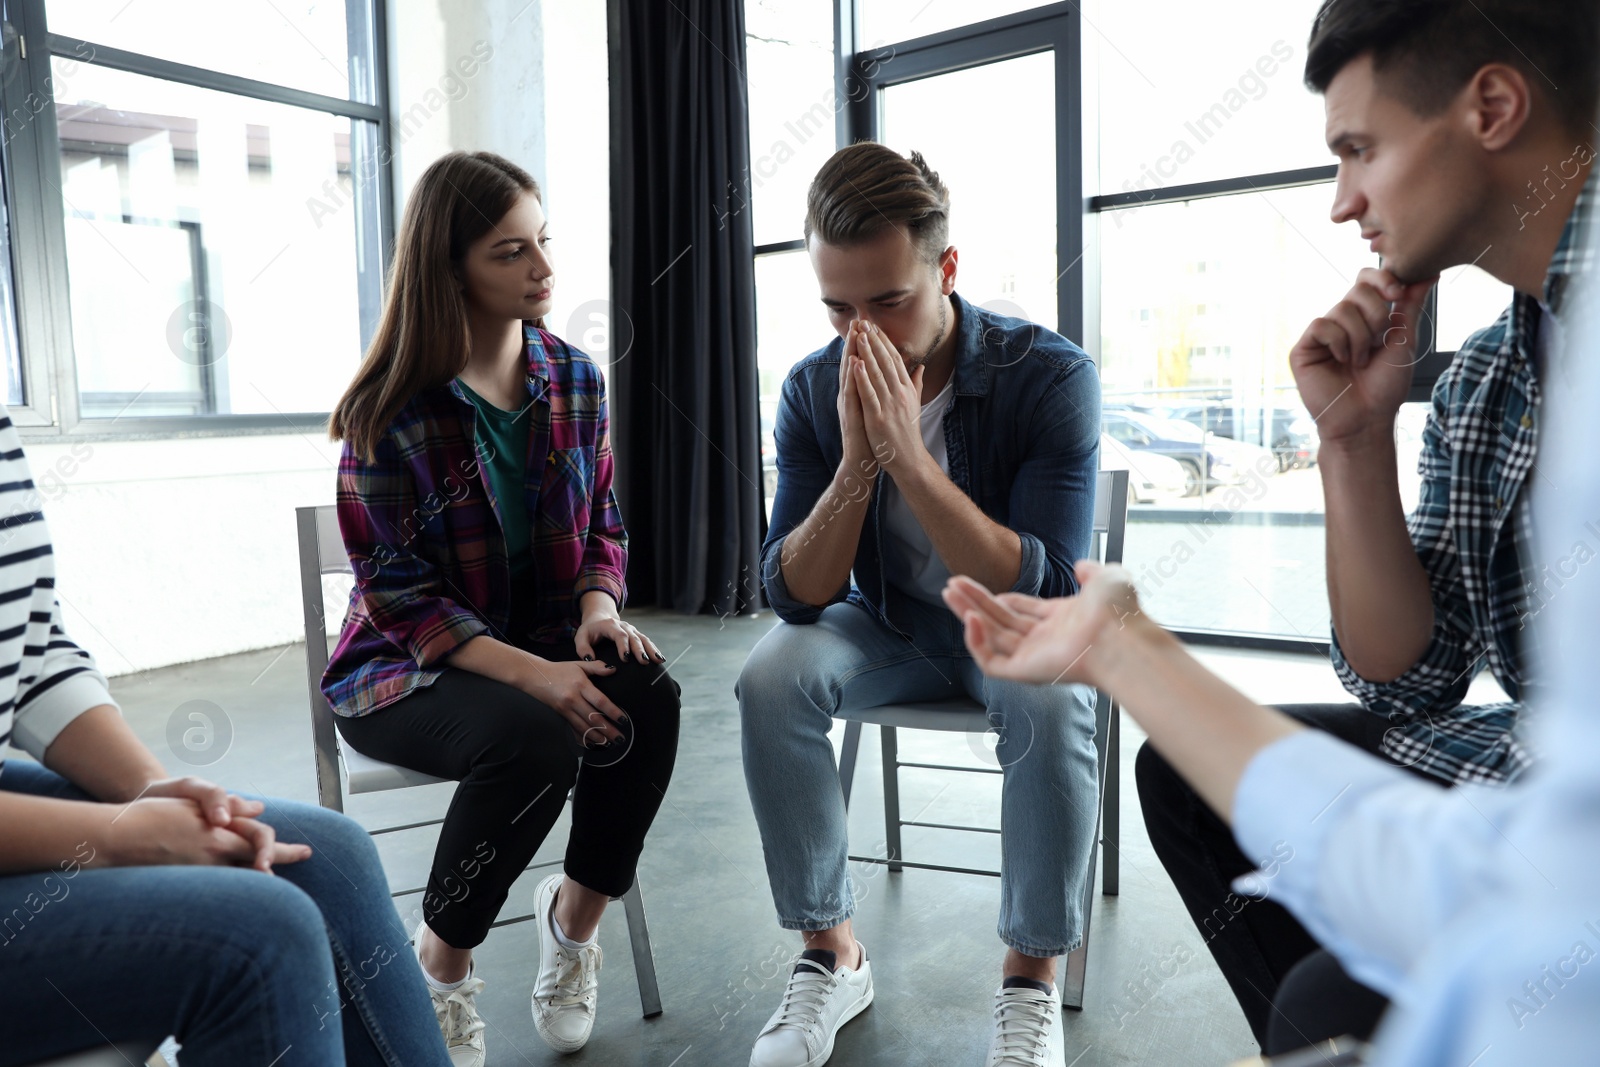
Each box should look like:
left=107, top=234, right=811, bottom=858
left=880, top=378, right=957, bottom=604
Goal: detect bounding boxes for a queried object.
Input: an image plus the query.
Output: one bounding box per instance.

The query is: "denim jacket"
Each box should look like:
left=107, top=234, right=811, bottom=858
left=761, top=292, right=1101, bottom=635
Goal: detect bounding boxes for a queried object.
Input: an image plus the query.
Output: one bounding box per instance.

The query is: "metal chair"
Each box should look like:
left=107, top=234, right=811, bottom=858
left=295, top=505, right=663, bottom=1017
left=836, top=468, right=1129, bottom=1012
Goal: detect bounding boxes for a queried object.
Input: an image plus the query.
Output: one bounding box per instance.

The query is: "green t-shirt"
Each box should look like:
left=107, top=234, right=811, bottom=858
left=456, top=379, right=533, bottom=577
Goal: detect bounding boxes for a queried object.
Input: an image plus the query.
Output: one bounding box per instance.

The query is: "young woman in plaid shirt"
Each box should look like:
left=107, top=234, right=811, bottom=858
left=326, top=151, right=681, bottom=1063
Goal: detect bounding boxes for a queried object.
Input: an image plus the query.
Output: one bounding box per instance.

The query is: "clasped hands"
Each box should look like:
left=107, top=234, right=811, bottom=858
left=108, top=776, right=312, bottom=873
left=837, top=319, right=933, bottom=478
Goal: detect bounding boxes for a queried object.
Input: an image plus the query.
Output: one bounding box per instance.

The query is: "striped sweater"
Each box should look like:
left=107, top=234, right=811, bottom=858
left=0, top=409, right=117, bottom=761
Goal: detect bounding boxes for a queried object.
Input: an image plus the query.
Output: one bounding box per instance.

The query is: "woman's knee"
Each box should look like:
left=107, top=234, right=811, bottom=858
left=601, top=660, right=683, bottom=721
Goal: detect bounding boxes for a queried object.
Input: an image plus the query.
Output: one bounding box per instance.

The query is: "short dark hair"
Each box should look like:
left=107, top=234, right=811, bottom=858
left=1304, top=0, right=1599, bottom=134
left=804, top=142, right=950, bottom=264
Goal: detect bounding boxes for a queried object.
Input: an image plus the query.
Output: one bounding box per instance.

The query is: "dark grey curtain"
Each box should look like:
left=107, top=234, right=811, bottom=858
left=607, top=0, right=765, bottom=617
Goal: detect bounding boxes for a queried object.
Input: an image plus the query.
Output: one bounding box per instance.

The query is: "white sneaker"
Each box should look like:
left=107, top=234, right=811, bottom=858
left=531, top=873, right=603, bottom=1053
left=985, top=979, right=1063, bottom=1066
left=413, top=938, right=487, bottom=1067
left=749, top=943, right=874, bottom=1067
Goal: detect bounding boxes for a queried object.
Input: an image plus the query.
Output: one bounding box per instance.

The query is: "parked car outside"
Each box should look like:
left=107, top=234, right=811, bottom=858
left=1099, top=433, right=1189, bottom=504
left=1102, top=408, right=1276, bottom=497
left=1163, top=402, right=1320, bottom=471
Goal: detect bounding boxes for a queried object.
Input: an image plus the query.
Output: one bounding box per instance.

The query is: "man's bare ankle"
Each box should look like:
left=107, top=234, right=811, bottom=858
left=803, top=932, right=859, bottom=970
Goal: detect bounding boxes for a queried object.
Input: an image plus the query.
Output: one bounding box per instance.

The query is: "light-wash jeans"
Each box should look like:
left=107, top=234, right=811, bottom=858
left=738, top=597, right=1099, bottom=958
left=0, top=760, right=451, bottom=1067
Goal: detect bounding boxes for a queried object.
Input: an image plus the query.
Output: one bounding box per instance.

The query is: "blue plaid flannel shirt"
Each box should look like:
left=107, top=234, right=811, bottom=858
left=1329, top=170, right=1596, bottom=785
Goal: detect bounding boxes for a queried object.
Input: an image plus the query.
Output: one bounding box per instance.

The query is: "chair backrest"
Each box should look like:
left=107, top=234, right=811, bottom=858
left=296, top=505, right=350, bottom=811
left=1093, top=468, right=1129, bottom=569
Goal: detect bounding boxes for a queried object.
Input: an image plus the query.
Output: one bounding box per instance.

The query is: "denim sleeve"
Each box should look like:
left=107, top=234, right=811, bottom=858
left=759, top=368, right=855, bottom=624
left=1008, top=358, right=1101, bottom=598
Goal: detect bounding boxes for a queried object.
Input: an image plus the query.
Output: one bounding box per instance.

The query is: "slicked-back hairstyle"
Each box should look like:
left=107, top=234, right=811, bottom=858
left=1304, top=0, right=1600, bottom=135
left=804, top=142, right=951, bottom=265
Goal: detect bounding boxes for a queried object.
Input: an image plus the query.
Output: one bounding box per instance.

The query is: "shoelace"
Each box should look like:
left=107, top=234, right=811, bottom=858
left=547, top=942, right=602, bottom=1007
left=436, top=979, right=487, bottom=1044
left=768, top=959, right=838, bottom=1036
left=989, top=988, right=1055, bottom=1064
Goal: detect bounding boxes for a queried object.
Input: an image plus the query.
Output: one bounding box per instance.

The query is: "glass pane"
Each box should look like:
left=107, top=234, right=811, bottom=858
left=755, top=249, right=822, bottom=516
left=1100, top=183, right=1380, bottom=638
left=48, top=0, right=353, bottom=101
left=862, top=1, right=1048, bottom=46
left=882, top=52, right=1057, bottom=329
left=1436, top=263, right=1515, bottom=353
left=0, top=146, right=22, bottom=405
left=1095, top=0, right=1331, bottom=193
left=54, top=59, right=369, bottom=418
left=745, top=0, right=835, bottom=246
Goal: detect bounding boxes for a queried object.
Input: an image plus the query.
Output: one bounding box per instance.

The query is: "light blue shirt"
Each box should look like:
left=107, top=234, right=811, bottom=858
left=1229, top=198, right=1598, bottom=1063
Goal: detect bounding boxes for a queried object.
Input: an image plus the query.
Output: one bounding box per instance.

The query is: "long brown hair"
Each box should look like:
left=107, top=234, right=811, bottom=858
left=329, top=150, right=543, bottom=462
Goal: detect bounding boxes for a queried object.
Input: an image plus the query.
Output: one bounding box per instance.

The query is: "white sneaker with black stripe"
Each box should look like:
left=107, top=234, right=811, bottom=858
left=985, top=977, right=1064, bottom=1066
left=749, top=943, right=874, bottom=1067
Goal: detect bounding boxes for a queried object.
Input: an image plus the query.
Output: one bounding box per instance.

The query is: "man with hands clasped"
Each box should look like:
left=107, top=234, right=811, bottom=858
left=1131, top=0, right=1596, bottom=1056
left=738, top=143, right=1102, bottom=1067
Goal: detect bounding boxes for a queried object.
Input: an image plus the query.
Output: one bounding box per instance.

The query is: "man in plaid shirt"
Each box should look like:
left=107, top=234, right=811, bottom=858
left=1135, top=0, right=1596, bottom=1054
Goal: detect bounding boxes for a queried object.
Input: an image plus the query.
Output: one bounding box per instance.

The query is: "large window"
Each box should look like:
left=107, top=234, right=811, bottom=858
left=752, top=1, right=1522, bottom=648
left=0, top=0, right=389, bottom=433
left=1088, top=0, right=1515, bottom=646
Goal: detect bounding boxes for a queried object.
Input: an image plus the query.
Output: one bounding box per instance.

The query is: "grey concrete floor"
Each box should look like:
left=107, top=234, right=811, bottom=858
left=99, top=608, right=1379, bottom=1067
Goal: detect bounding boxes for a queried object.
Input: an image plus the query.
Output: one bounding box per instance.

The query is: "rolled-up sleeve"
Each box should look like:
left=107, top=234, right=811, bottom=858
left=338, top=436, right=488, bottom=668
left=1331, top=386, right=1481, bottom=719
left=1007, top=358, right=1100, bottom=598
left=759, top=368, right=853, bottom=624
left=1230, top=729, right=1505, bottom=999
left=12, top=599, right=118, bottom=761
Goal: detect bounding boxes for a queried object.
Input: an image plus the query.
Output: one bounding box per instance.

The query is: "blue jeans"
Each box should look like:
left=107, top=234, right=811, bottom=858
left=738, top=598, right=1100, bottom=958
left=0, top=760, right=450, bottom=1067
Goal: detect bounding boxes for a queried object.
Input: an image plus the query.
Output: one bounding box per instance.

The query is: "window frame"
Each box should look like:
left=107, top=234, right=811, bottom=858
left=771, top=1, right=1467, bottom=654
left=0, top=0, right=395, bottom=440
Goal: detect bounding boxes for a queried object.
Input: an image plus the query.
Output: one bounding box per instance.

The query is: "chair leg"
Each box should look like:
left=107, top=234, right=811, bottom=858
left=1062, top=811, right=1101, bottom=1012
left=621, top=879, right=663, bottom=1018
left=839, top=720, right=863, bottom=811
left=1104, top=702, right=1120, bottom=897
left=880, top=726, right=903, bottom=872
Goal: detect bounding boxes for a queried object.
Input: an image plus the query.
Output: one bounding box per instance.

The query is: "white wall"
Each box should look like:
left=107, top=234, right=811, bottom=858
left=36, top=0, right=612, bottom=677
left=37, top=434, right=343, bottom=676
left=387, top=0, right=548, bottom=206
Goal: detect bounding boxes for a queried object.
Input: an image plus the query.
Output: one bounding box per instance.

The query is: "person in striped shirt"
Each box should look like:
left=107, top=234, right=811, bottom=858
left=324, top=150, right=681, bottom=1064
left=0, top=407, right=453, bottom=1065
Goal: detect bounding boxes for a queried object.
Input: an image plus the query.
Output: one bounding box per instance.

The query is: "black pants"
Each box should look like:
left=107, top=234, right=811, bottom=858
left=337, top=636, right=681, bottom=949
left=1135, top=703, right=1433, bottom=1051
